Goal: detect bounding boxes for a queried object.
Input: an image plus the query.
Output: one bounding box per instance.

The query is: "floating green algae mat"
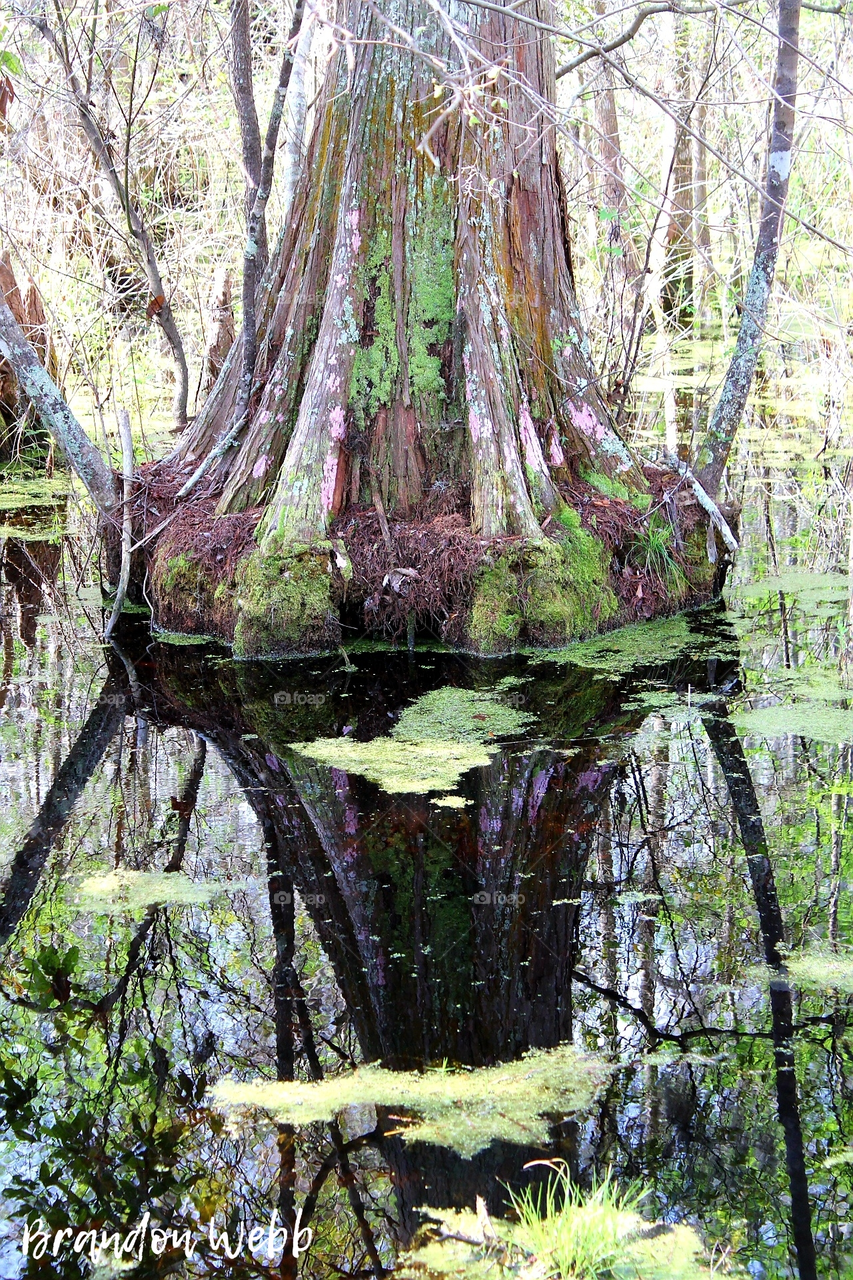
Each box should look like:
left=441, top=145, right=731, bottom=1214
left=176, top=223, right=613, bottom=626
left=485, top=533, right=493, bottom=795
left=289, top=737, right=494, bottom=794
left=75, top=870, right=245, bottom=914
left=291, top=684, right=534, bottom=795
left=212, top=1044, right=606, bottom=1158
left=394, top=684, right=534, bottom=743
left=0, top=474, right=71, bottom=511
left=152, top=628, right=217, bottom=646
left=541, top=615, right=698, bottom=678
left=738, top=571, right=849, bottom=607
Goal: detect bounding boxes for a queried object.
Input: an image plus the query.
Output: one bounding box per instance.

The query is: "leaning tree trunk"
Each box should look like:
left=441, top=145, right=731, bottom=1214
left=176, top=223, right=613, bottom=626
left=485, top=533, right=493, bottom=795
left=161, top=0, right=725, bottom=657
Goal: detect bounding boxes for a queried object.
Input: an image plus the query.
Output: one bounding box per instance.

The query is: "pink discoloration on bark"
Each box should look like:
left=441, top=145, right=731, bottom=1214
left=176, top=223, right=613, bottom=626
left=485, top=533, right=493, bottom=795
left=469, top=406, right=483, bottom=443
left=252, top=453, right=270, bottom=479
left=570, top=400, right=605, bottom=442
left=347, top=209, right=362, bottom=255
left=321, top=447, right=339, bottom=511
left=519, top=401, right=539, bottom=468
left=548, top=425, right=566, bottom=466
left=330, top=404, right=346, bottom=441
left=321, top=406, right=347, bottom=511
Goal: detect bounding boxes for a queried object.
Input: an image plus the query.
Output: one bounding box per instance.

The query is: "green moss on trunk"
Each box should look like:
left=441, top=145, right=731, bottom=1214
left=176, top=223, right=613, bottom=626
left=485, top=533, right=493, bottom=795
left=467, top=521, right=618, bottom=653
left=233, top=540, right=341, bottom=657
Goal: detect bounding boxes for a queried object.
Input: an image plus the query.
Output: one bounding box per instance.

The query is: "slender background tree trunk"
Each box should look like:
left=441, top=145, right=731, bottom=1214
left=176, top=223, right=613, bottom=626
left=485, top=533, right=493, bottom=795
left=697, top=0, right=801, bottom=498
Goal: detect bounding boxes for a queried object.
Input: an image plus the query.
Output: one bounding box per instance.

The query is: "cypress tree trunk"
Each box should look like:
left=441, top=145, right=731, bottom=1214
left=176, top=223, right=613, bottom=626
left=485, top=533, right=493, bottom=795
left=161, top=0, right=725, bottom=656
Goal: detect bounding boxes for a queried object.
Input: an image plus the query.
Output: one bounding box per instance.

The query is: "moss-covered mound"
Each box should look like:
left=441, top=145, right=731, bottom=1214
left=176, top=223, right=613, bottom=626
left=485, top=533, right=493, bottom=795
left=143, top=478, right=725, bottom=657
left=233, top=538, right=342, bottom=657
left=467, top=516, right=619, bottom=652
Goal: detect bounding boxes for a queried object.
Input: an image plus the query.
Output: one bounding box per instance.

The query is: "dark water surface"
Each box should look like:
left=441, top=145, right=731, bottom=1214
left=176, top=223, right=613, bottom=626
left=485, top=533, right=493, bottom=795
left=0, top=468, right=852, bottom=1278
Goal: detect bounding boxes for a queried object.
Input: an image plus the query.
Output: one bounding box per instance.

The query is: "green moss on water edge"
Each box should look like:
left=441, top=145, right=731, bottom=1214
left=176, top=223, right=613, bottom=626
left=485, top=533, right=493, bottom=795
left=468, top=556, right=523, bottom=653
left=211, top=1043, right=607, bottom=1158
left=233, top=541, right=341, bottom=658
left=542, top=614, right=695, bottom=677
left=151, top=628, right=216, bottom=646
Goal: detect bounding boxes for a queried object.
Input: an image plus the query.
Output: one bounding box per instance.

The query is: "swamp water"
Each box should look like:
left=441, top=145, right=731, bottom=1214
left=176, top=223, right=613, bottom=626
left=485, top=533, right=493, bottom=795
left=0, top=444, right=852, bottom=1278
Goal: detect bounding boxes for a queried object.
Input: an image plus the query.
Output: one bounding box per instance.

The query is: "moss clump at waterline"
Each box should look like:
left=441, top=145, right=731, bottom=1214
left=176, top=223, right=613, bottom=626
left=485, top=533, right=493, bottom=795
left=466, top=520, right=618, bottom=653
left=143, top=495, right=720, bottom=657
left=150, top=545, right=240, bottom=639
left=232, top=540, right=342, bottom=658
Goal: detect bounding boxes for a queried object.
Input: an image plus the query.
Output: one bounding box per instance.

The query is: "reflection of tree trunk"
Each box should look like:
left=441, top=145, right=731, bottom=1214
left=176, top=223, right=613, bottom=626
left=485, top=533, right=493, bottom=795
left=95, top=736, right=206, bottom=1013
left=829, top=746, right=847, bottom=946
left=0, top=680, right=127, bottom=942
left=702, top=706, right=817, bottom=1280
left=2, top=539, right=61, bottom=648
left=596, top=797, right=619, bottom=1051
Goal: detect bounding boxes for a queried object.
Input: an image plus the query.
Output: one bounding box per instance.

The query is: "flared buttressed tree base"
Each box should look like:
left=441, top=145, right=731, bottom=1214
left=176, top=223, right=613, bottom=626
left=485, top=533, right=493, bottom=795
left=153, top=0, right=727, bottom=656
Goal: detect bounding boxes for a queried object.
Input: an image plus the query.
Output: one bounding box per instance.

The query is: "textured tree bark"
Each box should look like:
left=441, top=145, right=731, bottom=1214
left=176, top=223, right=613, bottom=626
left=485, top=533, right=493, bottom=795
left=159, top=0, right=723, bottom=655
left=702, top=705, right=817, bottom=1280
left=696, top=0, right=801, bottom=497
left=201, top=267, right=235, bottom=397
left=175, top=0, right=635, bottom=527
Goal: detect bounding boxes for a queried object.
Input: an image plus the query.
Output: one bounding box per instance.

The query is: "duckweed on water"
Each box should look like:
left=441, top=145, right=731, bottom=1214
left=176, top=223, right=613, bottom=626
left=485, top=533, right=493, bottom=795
left=0, top=474, right=71, bottom=511
left=289, top=737, right=494, bottom=794
left=291, top=685, right=535, bottom=794
left=735, top=702, right=853, bottom=745
left=212, top=1044, right=606, bottom=1158
left=76, top=870, right=245, bottom=914
left=540, top=615, right=702, bottom=678
left=738, top=571, right=849, bottom=611
left=394, top=685, right=535, bottom=743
